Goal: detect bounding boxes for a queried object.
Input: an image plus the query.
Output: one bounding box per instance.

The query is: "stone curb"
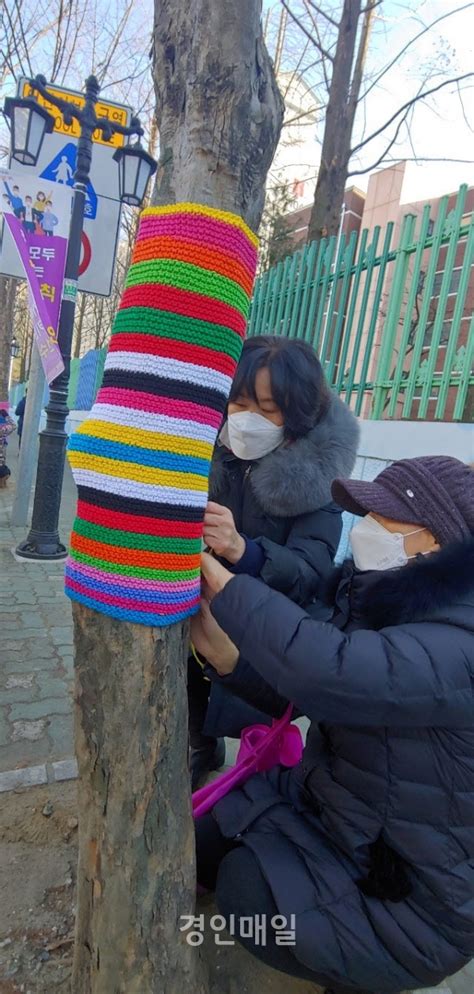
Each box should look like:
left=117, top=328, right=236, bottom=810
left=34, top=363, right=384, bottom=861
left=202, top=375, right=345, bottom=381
left=0, top=757, right=78, bottom=793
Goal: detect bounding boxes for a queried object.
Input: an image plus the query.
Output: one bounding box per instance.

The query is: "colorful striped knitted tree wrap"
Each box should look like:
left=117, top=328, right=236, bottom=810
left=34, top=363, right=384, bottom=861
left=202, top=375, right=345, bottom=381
left=65, top=203, right=258, bottom=625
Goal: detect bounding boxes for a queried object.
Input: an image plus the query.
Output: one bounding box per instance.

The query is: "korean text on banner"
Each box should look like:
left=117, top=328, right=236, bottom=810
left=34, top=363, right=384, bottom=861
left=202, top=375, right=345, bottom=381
left=4, top=215, right=66, bottom=384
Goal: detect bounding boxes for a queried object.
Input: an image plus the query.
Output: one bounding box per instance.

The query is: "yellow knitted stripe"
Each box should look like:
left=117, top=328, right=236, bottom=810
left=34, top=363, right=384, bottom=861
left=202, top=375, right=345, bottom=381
left=140, top=203, right=259, bottom=247
left=76, top=420, right=213, bottom=460
left=68, top=451, right=209, bottom=491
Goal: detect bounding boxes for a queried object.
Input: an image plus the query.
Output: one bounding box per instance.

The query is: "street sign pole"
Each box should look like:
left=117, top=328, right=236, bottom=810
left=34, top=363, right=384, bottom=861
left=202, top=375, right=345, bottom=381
left=16, top=77, right=97, bottom=558
left=13, top=75, right=149, bottom=560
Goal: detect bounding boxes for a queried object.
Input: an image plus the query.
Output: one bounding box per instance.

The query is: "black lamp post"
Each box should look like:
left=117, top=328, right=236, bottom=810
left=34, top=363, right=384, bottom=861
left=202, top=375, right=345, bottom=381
left=10, top=336, right=21, bottom=359
left=3, top=74, right=157, bottom=560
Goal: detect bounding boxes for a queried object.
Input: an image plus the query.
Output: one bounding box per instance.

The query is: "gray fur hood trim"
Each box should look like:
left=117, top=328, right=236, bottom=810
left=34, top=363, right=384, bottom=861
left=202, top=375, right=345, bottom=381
left=214, top=393, right=359, bottom=517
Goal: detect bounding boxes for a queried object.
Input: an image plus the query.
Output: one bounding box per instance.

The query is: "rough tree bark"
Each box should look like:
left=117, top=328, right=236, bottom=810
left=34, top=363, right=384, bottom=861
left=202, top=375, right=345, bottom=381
left=0, top=276, right=17, bottom=404
left=307, top=0, right=376, bottom=241
left=71, top=2, right=283, bottom=992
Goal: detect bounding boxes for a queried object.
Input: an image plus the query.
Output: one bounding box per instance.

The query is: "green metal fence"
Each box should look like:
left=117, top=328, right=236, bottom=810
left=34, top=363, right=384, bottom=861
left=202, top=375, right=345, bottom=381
left=248, top=184, right=474, bottom=421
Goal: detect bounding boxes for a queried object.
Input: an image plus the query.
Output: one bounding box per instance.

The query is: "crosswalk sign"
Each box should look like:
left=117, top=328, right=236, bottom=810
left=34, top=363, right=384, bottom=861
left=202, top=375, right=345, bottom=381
left=39, top=143, right=98, bottom=220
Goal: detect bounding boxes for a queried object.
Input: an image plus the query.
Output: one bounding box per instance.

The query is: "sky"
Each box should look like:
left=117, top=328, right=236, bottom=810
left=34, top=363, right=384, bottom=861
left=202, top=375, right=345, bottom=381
left=263, top=0, right=474, bottom=202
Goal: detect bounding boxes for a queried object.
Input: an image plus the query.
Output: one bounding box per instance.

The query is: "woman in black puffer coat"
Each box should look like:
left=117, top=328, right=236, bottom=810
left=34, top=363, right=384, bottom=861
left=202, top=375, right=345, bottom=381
left=189, top=335, right=359, bottom=787
left=192, top=456, right=474, bottom=994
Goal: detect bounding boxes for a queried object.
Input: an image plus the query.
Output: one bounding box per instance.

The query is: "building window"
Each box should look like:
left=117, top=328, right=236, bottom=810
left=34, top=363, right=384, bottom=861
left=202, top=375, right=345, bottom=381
left=431, top=267, right=464, bottom=297
left=422, top=319, right=454, bottom=348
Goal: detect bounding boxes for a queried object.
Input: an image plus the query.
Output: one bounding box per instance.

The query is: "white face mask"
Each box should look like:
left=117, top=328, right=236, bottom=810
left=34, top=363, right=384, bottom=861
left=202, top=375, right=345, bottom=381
left=350, top=515, right=425, bottom=572
left=220, top=411, right=284, bottom=461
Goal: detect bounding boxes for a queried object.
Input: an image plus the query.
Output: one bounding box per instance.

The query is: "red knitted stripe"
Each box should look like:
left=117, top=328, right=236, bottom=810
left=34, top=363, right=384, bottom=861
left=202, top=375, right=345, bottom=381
left=120, top=285, right=247, bottom=337
left=108, top=333, right=238, bottom=376
left=77, top=500, right=203, bottom=538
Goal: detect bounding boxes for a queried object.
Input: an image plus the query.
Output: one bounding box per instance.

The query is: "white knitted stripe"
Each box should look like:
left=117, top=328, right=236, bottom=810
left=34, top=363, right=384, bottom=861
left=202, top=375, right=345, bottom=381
left=104, top=351, right=232, bottom=395
left=73, top=469, right=208, bottom=506
left=90, top=403, right=218, bottom=444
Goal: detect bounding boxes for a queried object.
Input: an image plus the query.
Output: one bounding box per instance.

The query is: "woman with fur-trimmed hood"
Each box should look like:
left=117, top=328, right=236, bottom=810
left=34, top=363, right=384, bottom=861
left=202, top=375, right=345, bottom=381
left=189, top=335, right=359, bottom=787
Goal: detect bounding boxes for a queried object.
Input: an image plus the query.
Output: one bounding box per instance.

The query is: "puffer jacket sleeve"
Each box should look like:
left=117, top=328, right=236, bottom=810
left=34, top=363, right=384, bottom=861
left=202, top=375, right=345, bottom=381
left=211, top=575, right=474, bottom=728
left=256, top=502, right=342, bottom=606
left=207, top=657, right=290, bottom=719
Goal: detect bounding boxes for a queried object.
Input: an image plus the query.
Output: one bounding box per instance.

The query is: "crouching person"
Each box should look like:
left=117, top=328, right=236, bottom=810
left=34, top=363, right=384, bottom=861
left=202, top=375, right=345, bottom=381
left=189, top=334, right=359, bottom=788
left=192, top=456, right=474, bottom=994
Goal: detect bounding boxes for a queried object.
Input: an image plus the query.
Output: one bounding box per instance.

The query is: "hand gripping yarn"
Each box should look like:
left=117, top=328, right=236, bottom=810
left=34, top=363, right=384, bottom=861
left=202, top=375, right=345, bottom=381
left=65, top=203, right=258, bottom=625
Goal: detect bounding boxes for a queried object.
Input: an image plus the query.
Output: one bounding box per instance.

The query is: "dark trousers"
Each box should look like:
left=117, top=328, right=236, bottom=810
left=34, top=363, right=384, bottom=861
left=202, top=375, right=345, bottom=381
left=195, top=812, right=375, bottom=993
left=188, top=654, right=213, bottom=749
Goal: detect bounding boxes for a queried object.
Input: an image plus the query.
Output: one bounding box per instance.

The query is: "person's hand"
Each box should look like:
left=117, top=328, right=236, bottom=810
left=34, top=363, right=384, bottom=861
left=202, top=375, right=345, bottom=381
left=190, top=599, right=239, bottom=676
left=203, top=501, right=245, bottom=564
left=200, top=552, right=234, bottom=601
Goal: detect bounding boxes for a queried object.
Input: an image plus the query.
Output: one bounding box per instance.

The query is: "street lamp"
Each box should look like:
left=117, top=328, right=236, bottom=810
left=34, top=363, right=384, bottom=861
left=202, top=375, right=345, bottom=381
left=113, top=142, right=158, bottom=207
left=8, top=337, right=21, bottom=393
left=3, top=96, right=54, bottom=165
left=3, top=74, right=157, bottom=560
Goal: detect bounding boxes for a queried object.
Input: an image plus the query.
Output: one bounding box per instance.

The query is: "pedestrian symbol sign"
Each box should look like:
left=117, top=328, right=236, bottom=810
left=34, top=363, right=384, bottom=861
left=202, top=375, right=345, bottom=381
left=39, top=143, right=98, bottom=220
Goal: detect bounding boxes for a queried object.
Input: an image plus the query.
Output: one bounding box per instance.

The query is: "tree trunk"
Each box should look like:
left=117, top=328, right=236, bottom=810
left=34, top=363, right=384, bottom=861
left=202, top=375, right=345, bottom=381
left=0, top=276, right=17, bottom=404
left=71, top=2, right=283, bottom=992
left=307, top=0, right=363, bottom=241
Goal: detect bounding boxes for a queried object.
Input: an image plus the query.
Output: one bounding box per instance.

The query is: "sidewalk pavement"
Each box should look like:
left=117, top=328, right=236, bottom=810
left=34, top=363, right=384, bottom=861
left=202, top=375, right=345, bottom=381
left=0, top=436, right=77, bottom=790
left=0, top=437, right=240, bottom=791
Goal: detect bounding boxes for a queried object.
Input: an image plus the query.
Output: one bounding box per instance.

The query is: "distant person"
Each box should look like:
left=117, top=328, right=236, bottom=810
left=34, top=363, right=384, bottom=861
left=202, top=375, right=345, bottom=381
left=33, top=191, right=47, bottom=223
left=15, top=392, right=27, bottom=448
left=22, top=196, right=35, bottom=233
left=3, top=182, right=24, bottom=218
left=0, top=410, right=15, bottom=487
left=42, top=201, right=58, bottom=236
left=54, top=156, right=73, bottom=184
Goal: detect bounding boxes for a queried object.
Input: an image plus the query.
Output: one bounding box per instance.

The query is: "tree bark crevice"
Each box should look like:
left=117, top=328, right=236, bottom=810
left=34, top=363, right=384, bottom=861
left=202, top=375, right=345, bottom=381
left=73, top=5, right=283, bottom=990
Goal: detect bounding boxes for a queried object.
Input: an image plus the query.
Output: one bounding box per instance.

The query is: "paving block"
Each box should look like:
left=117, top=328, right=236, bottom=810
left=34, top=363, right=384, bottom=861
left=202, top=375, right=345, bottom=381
left=47, top=713, right=74, bottom=757
left=0, top=709, right=10, bottom=746
left=9, top=697, right=71, bottom=721
left=52, top=758, right=78, bottom=782
left=50, top=627, right=74, bottom=645
left=36, top=671, right=72, bottom=700
left=4, top=675, right=35, bottom=690
left=0, top=764, right=48, bottom=793
left=2, top=629, right=48, bottom=642
left=17, top=613, right=46, bottom=628
left=3, top=653, right=57, bottom=673
left=0, top=735, right=52, bottom=772
left=1, top=686, right=40, bottom=705
left=447, top=960, right=474, bottom=994
left=11, top=718, right=49, bottom=742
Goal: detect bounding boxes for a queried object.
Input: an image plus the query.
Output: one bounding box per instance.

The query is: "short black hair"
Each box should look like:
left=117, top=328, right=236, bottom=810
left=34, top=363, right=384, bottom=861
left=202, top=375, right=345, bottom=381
left=229, top=335, right=331, bottom=440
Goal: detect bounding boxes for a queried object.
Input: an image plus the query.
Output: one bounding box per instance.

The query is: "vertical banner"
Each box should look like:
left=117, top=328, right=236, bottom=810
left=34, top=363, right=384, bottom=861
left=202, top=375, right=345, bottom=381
left=4, top=215, right=66, bottom=384
left=0, top=169, right=72, bottom=385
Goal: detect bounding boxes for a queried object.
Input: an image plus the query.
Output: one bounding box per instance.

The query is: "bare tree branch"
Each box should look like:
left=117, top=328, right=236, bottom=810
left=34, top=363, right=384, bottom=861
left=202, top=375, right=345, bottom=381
left=351, top=72, right=474, bottom=156
left=360, top=1, right=474, bottom=102
left=305, top=0, right=339, bottom=29
left=303, top=0, right=334, bottom=72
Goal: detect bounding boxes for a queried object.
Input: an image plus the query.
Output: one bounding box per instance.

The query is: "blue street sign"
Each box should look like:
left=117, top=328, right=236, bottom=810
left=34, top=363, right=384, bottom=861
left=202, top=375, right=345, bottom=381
left=39, top=142, right=98, bottom=220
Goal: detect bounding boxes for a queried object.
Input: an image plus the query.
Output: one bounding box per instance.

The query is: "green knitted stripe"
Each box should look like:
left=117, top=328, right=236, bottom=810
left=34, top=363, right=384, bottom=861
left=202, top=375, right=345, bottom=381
left=111, top=307, right=243, bottom=360
left=69, top=548, right=200, bottom=581
left=75, top=517, right=201, bottom=554
left=125, top=259, right=250, bottom=317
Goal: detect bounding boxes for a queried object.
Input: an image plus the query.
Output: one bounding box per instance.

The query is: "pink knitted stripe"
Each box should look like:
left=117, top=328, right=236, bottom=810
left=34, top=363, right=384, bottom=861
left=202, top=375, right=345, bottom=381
left=96, top=387, right=223, bottom=428
left=139, top=215, right=258, bottom=268
left=66, top=576, right=200, bottom=614
left=72, top=560, right=200, bottom=593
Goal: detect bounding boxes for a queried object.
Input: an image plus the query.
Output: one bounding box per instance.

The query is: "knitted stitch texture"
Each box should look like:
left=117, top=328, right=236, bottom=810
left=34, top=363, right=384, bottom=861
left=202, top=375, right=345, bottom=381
left=65, top=203, right=258, bottom=625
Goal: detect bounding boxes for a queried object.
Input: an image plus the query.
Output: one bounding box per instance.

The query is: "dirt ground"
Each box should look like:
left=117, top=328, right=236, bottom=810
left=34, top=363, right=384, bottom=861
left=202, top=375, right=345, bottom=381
left=0, top=783, right=321, bottom=994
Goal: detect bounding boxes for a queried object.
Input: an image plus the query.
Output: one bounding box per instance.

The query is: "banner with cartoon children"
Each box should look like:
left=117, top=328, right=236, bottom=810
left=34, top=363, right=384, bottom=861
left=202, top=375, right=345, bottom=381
left=0, top=169, right=73, bottom=384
